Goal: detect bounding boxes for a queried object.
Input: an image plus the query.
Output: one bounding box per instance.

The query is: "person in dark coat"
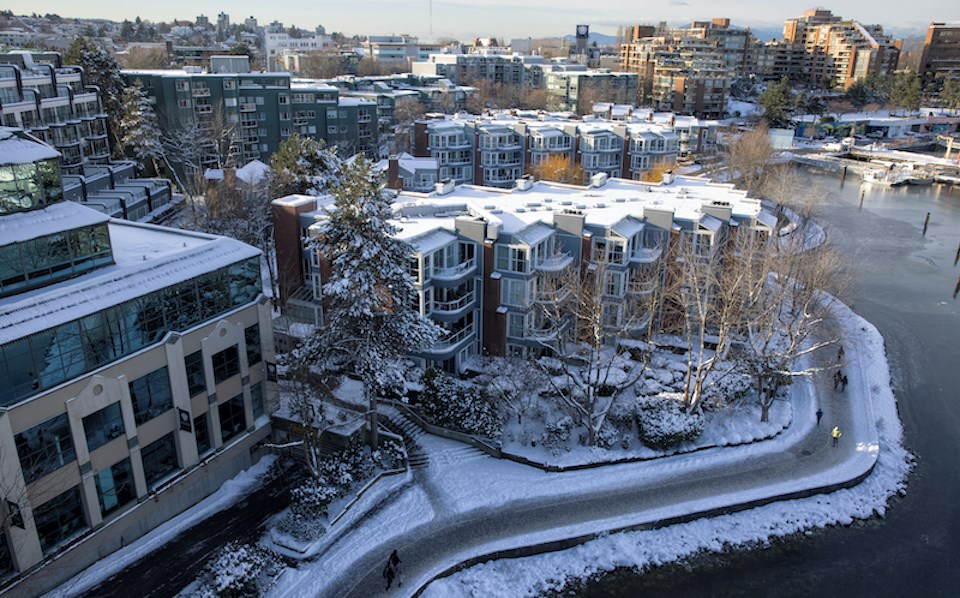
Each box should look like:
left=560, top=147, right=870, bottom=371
left=833, top=370, right=842, bottom=389
left=384, top=549, right=402, bottom=590
left=816, top=408, right=823, bottom=425
left=840, top=375, right=849, bottom=392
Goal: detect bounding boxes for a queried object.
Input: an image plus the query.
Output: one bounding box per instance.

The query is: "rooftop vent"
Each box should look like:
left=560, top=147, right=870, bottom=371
left=590, top=172, right=609, bottom=188
left=435, top=178, right=456, bottom=196
left=662, top=170, right=675, bottom=185
left=515, top=174, right=535, bottom=191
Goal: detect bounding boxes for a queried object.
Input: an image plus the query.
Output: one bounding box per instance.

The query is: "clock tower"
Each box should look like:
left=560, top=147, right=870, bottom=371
left=575, top=24, right=589, bottom=55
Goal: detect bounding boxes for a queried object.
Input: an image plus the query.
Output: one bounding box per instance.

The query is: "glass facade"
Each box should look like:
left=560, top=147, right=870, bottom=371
left=218, top=394, right=246, bottom=443
left=194, top=412, right=211, bottom=455
left=83, top=402, right=125, bottom=452
left=129, top=368, right=173, bottom=426
left=0, top=223, right=113, bottom=298
left=244, top=323, right=261, bottom=367
left=141, top=433, right=178, bottom=488
left=184, top=350, right=206, bottom=397
left=251, top=381, right=264, bottom=420
left=94, top=458, right=135, bottom=517
left=212, top=346, right=240, bottom=385
left=0, top=257, right=261, bottom=408
left=0, top=158, right=63, bottom=215
left=15, top=413, right=76, bottom=484
left=33, top=486, right=86, bottom=555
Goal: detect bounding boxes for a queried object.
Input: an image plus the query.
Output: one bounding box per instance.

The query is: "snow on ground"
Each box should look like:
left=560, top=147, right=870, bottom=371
left=420, top=299, right=910, bottom=597
left=45, top=456, right=278, bottom=598
left=727, top=100, right=763, bottom=118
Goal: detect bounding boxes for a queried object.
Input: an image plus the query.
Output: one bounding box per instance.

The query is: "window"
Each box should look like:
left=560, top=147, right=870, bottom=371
left=278, top=94, right=289, bottom=104
left=15, top=414, right=76, bottom=483
left=280, top=111, right=291, bottom=121
left=83, top=402, right=125, bottom=451
left=495, top=246, right=528, bottom=273
left=94, top=458, right=135, bottom=517
left=339, top=125, right=347, bottom=133
left=223, top=80, right=236, bottom=91
left=244, top=324, right=262, bottom=367
left=501, top=278, right=532, bottom=307
left=185, top=351, right=206, bottom=397
left=141, top=433, right=178, bottom=488
left=224, top=97, right=237, bottom=107
left=339, top=110, right=347, bottom=119
left=33, top=487, right=86, bottom=555
left=129, top=368, right=173, bottom=426
left=175, top=80, right=189, bottom=91
left=507, top=313, right=528, bottom=338
left=327, top=126, right=337, bottom=134
left=194, top=412, right=211, bottom=455
left=219, top=394, right=246, bottom=443
left=604, top=272, right=624, bottom=296
left=251, top=382, right=265, bottom=420
left=326, top=108, right=337, bottom=119
left=212, top=346, right=240, bottom=384
left=177, top=99, right=192, bottom=109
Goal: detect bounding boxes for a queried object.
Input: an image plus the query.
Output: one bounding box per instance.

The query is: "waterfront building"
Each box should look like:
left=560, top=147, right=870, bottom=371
left=918, top=22, right=960, bottom=83
left=272, top=169, right=776, bottom=371
left=0, top=129, right=276, bottom=594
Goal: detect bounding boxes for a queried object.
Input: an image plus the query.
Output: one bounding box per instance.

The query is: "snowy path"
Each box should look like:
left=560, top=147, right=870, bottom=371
left=268, top=304, right=887, bottom=598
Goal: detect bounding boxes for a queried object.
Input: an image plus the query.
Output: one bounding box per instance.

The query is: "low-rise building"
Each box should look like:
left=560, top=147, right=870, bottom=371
left=0, top=129, right=276, bottom=594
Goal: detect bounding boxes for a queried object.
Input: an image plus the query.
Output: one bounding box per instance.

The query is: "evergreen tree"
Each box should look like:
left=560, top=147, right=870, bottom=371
left=890, top=72, right=922, bottom=115
left=268, top=134, right=343, bottom=198
left=118, top=79, right=164, bottom=173
left=845, top=79, right=871, bottom=112
left=942, top=78, right=960, bottom=111
left=65, top=37, right=126, bottom=158
left=757, top=77, right=794, bottom=128
left=301, top=156, right=442, bottom=448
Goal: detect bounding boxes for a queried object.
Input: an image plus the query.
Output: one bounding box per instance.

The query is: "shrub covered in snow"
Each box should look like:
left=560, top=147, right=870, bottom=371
left=540, top=416, right=575, bottom=452
left=636, top=394, right=705, bottom=450
left=419, top=369, right=502, bottom=441
left=195, top=542, right=279, bottom=598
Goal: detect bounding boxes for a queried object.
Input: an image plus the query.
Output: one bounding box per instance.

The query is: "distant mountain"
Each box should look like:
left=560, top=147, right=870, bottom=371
left=562, top=32, right=618, bottom=47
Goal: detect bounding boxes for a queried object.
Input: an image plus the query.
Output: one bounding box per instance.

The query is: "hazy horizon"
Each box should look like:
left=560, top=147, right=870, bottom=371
left=4, top=1, right=956, bottom=40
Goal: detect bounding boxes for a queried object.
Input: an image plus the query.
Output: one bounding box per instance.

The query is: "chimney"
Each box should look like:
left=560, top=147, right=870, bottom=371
left=387, top=155, right=401, bottom=190
left=435, top=178, right=456, bottom=195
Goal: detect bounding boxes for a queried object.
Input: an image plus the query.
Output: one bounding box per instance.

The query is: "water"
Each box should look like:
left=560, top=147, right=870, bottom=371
left=577, top=172, right=960, bottom=597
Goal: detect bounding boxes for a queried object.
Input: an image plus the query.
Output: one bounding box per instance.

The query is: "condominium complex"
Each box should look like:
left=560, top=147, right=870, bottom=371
left=362, top=36, right=444, bottom=68
left=0, top=51, right=173, bottom=221
left=124, top=57, right=380, bottom=175
left=778, top=9, right=900, bottom=88
left=918, top=22, right=960, bottom=82
left=620, top=34, right=732, bottom=118
left=0, top=129, right=276, bottom=594
left=406, top=110, right=720, bottom=188
left=272, top=172, right=776, bottom=372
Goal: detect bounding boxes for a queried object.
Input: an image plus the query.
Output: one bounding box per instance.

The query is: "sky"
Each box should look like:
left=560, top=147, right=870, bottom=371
left=6, top=1, right=958, bottom=40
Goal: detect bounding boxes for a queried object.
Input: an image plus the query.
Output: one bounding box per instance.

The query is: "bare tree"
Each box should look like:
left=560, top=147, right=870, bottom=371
left=390, top=97, right=426, bottom=154
left=120, top=46, right=169, bottom=69
left=533, top=248, right=654, bottom=445
left=477, top=357, right=546, bottom=425
left=527, top=154, right=584, bottom=184
left=725, top=121, right=773, bottom=196
left=299, top=52, right=343, bottom=79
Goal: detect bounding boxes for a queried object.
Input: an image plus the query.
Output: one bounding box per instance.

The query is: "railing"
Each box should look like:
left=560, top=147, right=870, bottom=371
left=524, top=323, right=561, bottom=340
left=357, top=114, right=372, bottom=123
left=534, top=286, right=571, bottom=304
left=240, top=103, right=256, bottom=112
left=626, top=279, right=657, bottom=294
left=194, top=105, right=212, bottom=114
left=192, top=88, right=210, bottom=97
left=432, top=257, right=476, bottom=280
left=536, top=253, right=574, bottom=273
left=433, top=323, right=475, bottom=349
left=432, top=291, right=475, bottom=313
left=630, top=247, right=663, bottom=263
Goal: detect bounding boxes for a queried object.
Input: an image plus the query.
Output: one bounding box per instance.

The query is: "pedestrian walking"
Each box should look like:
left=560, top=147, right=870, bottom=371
left=383, top=549, right=401, bottom=591
left=833, top=370, right=842, bottom=389
left=816, top=408, right=823, bottom=425
left=840, top=375, right=849, bottom=392
left=832, top=426, right=842, bottom=447
left=837, top=345, right=844, bottom=363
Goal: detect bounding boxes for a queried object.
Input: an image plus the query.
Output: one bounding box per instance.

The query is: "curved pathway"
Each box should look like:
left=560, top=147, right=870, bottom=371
left=269, top=314, right=881, bottom=598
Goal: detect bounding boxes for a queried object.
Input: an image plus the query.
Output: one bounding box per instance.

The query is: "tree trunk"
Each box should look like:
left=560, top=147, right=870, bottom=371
left=367, top=384, right=379, bottom=450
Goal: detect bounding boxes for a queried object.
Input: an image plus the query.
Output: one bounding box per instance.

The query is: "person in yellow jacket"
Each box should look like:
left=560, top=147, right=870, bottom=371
left=832, top=426, right=842, bottom=447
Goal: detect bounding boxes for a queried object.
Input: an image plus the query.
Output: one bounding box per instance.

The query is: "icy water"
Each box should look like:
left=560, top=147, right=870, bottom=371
left=576, top=173, right=960, bottom=597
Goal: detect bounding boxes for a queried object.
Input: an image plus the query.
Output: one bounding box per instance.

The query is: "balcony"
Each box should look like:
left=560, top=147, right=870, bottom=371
left=630, top=247, right=663, bottom=264
left=431, top=290, right=476, bottom=314
left=432, top=257, right=476, bottom=281
left=358, top=113, right=372, bottom=123
left=432, top=138, right=471, bottom=150
left=626, top=279, right=657, bottom=295
left=534, top=285, right=571, bottom=304
left=524, top=322, right=563, bottom=341
left=240, top=103, right=257, bottom=112
left=194, top=104, right=213, bottom=114
left=536, top=253, right=574, bottom=273
left=241, top=119, right=258, bottom=129
left=293, top=117, right=309, bottom=126
left=432, top=322, right=475, bottom=350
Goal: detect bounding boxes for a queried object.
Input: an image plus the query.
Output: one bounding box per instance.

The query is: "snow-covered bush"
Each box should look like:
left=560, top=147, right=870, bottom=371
left=419, top=369, right=502, bottom=440
left=636, top=394, right=705, bottom=450
left=540, top=416, right=575, bottom=452
left=196, top=542, right=278, bottom=598
left=596, top=421, right=621, bottom=449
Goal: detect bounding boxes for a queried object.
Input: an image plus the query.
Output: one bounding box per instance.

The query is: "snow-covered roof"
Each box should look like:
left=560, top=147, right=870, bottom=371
left=611, top=217, right=644, bottom=239
left=0, top=201, right=110, bottom=247
left=405, top=229, right=456, bottom=254
left=236, top=160, right=270, bottom=185
left=0, top=221, right=260, bottom=344
left=757, top=210, right=779, bottom=230
left=514, top=221, right=555, bottom=246
left=699, top=213, right=723, bottom=232
left=0, top=127, right=60, bottom=165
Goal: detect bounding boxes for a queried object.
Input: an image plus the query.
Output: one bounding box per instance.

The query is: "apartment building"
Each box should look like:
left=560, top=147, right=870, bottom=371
left=413, top=51, right=551, bottom=88
left=918, top=22, right=960, bottom=82
left=265, top=28, right=331, bottom=71
left=362, top=36, right=443, bottom=68
left=0, top=129, right=276, bottom=594
left=544, top=68, right=640, bottom=113
left=0, top=51, right=173, bottom=221
left=620, top=34, right=732, bottom=118
left=410, top=111, right=685, bottom=187
left=779, top=9, right=900, bottom=88
left=272, top=171, right=776, bottom=370
left=125, top=58, right=379, bottom=176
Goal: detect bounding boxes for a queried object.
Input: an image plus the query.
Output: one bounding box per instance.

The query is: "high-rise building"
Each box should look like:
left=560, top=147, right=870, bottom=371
left=0, top=129, right=276, bottom=594
left=918, top=22, right=960, bottom=82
